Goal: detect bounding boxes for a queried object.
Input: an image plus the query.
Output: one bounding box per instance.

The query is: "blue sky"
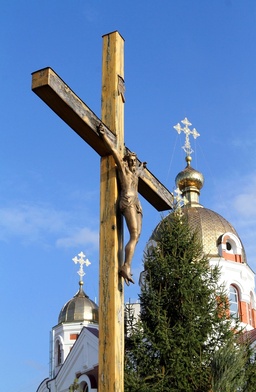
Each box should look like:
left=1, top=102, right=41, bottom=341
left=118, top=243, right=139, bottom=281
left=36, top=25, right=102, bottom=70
left=1, top=1, right=256, bottom=391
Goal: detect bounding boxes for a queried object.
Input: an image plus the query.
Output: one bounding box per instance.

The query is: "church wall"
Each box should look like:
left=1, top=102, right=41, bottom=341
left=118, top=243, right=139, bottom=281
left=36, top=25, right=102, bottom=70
left=253, top=309, right=256, bottom=326
left=210, top=257, right=256, bottom=330
left=79, top=374, right=98, bottom=391
left=48, top=327, right=99, bottom=392
left=36, top=378, right=49, bottom=392
left=51, top=322, right=98, bottom=376
left=240, top=301, right=248, bottom=324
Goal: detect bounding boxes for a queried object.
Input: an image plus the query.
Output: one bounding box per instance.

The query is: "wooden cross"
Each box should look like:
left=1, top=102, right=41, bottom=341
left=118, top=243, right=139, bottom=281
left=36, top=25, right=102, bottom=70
left=32, top=31, right=173, bottom=392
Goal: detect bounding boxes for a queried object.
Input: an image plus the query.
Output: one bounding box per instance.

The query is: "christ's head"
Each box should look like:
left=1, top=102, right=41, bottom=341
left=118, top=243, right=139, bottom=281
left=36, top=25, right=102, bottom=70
left=124, top=152, right=137, bottom=171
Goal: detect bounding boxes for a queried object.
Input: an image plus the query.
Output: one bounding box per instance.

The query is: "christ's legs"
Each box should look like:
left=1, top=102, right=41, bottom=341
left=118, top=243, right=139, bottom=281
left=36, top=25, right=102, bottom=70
left=119, top=207, right=141, bottom=285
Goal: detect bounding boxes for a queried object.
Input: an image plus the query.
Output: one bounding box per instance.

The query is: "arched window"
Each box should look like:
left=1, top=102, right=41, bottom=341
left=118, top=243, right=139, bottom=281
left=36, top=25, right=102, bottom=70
left=217, top=232, right=243, bottom=263
left=226, top=241, right=232, bottom=251
left=83, top=384, right=88, bottom=392
left=79, top=374, right=95, bottom=391
left=80, top=381, right=89, bottom=392
left=55, top=340, right=62, bottom=366
left=229, top=285, right=240, bottom=319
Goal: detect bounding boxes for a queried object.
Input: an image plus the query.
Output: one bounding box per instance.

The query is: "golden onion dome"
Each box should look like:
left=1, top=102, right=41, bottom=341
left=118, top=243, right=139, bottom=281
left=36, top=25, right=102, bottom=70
left=175, top=156, right=204, bottom=206
left=150, top=151, right=247, bottom=264
left=175, top=156, right=204, bottom=190
left=153, top=119, right=248, bottom=265
left=58, top=281, right=98, bottom=324
left=151, top=206, right=247, bottom=263
left=182, top=206, right=247, bottom=262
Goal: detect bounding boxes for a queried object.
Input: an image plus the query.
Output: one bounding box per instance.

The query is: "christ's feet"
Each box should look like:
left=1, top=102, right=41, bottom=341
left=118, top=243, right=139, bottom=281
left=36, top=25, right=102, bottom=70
left=119, top=264, right=134, bottom=286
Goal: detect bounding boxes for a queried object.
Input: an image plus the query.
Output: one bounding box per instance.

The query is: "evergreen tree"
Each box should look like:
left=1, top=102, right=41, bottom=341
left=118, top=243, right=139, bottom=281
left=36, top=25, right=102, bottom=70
left=124, top=211, right=239, bottom=392
left=210, top=337, right=256, bottom=391
left=210, top=341, right=247, bottom=391
left=239, top=337, right=256, bottom=392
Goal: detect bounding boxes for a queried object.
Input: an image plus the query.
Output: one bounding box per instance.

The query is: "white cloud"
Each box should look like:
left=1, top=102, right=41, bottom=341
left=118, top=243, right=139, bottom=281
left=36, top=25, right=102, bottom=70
left=212, top=171, right=256, bottom=267
left=0, top=204, right=66, bottom=241
left=231, top=136, right=256, bottom=150
left=0, top=202, right=98, bottom=250
left=233, top=193, right=256, bottom=218
left=213, top=172, right=256, bottom=218
left=56, top=227, right=99, bottom=249
left=229, top=174, right=256, bottom=218
left=24, top=359, right=47, bottom=372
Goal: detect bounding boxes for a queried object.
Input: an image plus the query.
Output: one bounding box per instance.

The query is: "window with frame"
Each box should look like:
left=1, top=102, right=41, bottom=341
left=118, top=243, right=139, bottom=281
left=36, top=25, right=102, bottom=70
left=83, top=383, right=88, bottom=392
left=229, top=285, right=240, bottom=319
left=55, top=340, right=62, bottom=366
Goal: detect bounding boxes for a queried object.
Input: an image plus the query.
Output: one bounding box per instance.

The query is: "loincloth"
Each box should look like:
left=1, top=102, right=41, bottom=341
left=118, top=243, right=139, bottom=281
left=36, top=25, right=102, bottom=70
left=119, top=195, right=142, bottom=214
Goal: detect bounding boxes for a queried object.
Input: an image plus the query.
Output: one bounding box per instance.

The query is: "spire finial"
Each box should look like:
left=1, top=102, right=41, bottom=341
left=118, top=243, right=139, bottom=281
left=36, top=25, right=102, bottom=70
left=173, top=117, right=200, bottom=158
left=173, top=187, right=188, bottom=219
left=72, top=251, right=91, bottom=284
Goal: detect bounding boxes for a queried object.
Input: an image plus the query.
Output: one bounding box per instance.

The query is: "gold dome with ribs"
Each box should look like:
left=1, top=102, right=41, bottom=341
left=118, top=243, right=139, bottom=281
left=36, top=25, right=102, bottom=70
left=58, top=281, right=98, bottom=324
left=175, top=156, right=204, bottom=207
left=175, top=156, right=204, bottom=191
left=182, top=206, right=247, bottom=262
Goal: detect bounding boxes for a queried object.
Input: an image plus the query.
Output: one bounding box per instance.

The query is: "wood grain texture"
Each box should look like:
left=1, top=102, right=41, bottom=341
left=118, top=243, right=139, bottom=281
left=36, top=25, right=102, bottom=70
left=32, top=67, right=173, bottom=211
left=99, top=31, right=124, bottom=392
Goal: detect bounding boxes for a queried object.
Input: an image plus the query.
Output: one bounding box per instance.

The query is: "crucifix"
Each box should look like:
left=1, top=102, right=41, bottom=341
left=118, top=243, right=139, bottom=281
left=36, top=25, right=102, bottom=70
left=32, top=31, right=173, bottom=392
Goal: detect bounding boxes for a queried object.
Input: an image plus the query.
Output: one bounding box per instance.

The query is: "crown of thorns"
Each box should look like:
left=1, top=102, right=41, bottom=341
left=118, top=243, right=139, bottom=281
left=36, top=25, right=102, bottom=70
left=123, top=151, right=137, bottom=162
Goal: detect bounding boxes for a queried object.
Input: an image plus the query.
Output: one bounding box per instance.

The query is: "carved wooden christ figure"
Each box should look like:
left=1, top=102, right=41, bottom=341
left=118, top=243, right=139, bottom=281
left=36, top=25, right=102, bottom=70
left=99, top=125, right=146, bottom=285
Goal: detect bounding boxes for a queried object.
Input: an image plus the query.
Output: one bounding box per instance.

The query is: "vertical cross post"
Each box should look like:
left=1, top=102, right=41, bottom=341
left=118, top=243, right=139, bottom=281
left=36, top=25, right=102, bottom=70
left=31, top=31, right=173, bottom=391
left=99, top=31, right=125, bottom=392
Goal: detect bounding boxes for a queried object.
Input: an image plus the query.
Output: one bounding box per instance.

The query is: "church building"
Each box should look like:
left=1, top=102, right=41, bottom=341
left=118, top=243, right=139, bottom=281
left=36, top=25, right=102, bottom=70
left=37, top=252, right=99, bottom=392
left=172, top=118, right=256, bottom=331
left=37, top=119, right=256, bottom=392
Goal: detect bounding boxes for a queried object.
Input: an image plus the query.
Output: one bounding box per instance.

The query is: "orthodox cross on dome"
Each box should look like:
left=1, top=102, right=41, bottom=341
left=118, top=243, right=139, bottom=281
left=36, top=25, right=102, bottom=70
left=173, top=117, right=200, bottom=156
left=173, top=187, right=188, bottom=208
left=173, top=187, right=188, bottom=218
left=72, top=251, right=91, bottom=283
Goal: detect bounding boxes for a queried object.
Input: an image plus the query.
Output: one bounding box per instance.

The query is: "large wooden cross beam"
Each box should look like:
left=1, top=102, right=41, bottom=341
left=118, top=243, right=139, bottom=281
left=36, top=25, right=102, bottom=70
left=31, top=70, right=173, bottom=211
left=32, top=31, right=173, bottom=392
